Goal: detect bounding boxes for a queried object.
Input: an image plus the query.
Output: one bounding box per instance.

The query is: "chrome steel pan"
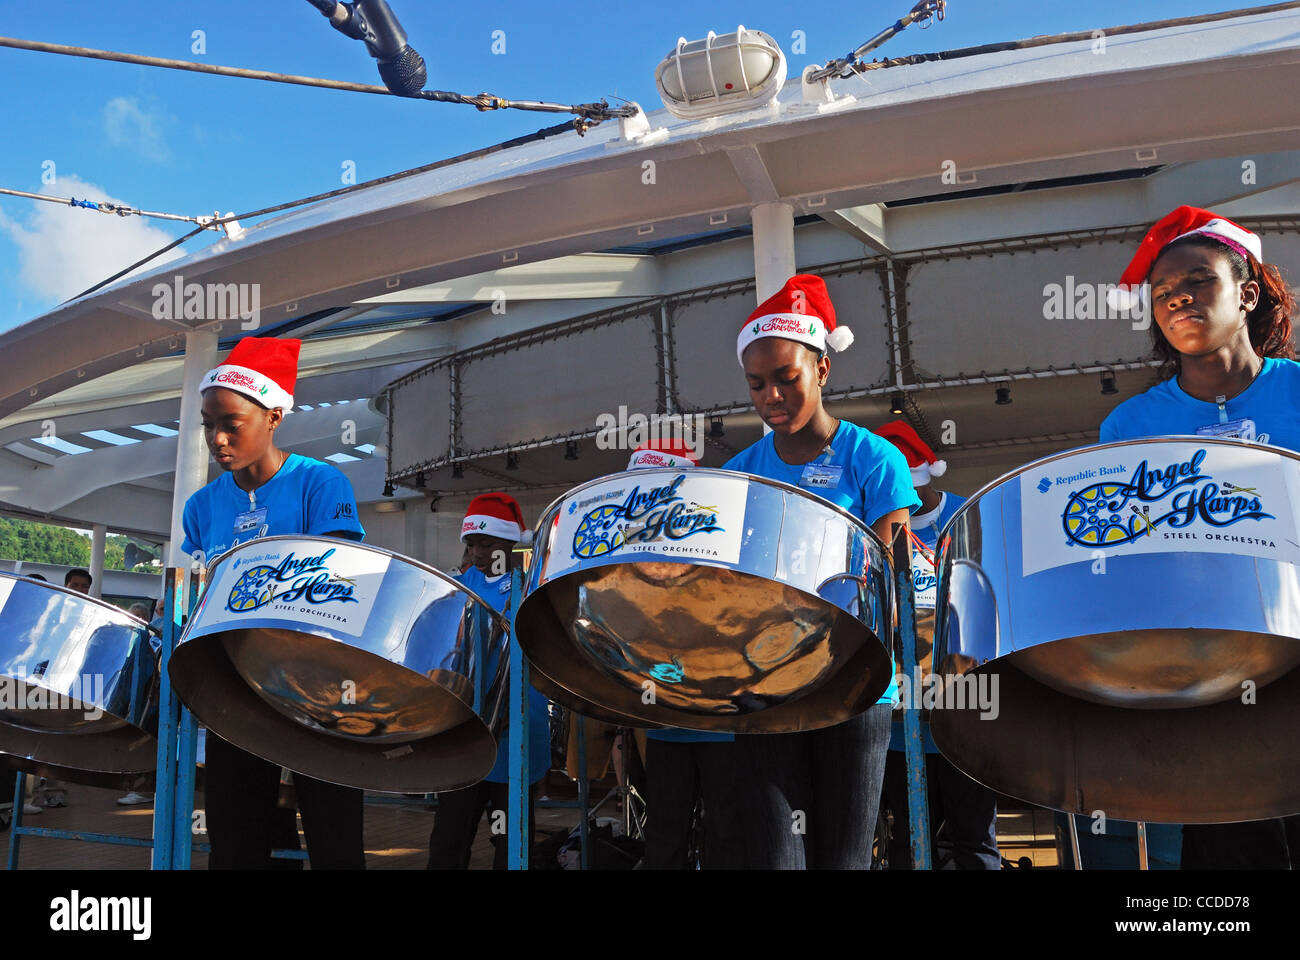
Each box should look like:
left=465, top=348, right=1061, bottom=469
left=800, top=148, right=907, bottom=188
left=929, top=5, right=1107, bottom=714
left=516, top=468, right=894, bottom=732
left=169, top=536, right=509, bottom=793
left=932, top=437, right=1300, bottom=823
left=0, top=573, right=159, bottom=788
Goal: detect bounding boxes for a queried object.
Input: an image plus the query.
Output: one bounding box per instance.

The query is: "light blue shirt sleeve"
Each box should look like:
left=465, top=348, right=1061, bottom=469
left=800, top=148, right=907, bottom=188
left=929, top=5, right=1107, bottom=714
left=305, top=464, right=366, bottom=541
left=864, top=437, right=922, bottom=527
left=180, top=495, right=201, bottom=557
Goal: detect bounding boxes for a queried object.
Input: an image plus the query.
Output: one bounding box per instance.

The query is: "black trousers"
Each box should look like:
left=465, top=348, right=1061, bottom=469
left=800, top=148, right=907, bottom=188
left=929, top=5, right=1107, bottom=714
left=733, top=704, right=893, bottom=869
left=427, top=780, right=537, bottom=870
left=881, top=748, right=1000, bottom=870
left=1181, top=816, right=1300, bottom=869
left=203, top=732, right=366, bottom=870
left=644, top=739, right=745, bottom=869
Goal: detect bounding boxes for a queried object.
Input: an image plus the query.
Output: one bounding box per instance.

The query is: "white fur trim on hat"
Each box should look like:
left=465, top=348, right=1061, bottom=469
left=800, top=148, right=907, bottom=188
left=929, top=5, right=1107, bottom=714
left=628, top=449, right=698, bottom=470
left=1178, top=218, right=1263, bottom=262
left=201, top=363, right=295, bottom=413
left=460, top=514, right=522, bottom=543
left=736, top=313, right=827, bottom=365
left=910, top=462, right=931, bottom=487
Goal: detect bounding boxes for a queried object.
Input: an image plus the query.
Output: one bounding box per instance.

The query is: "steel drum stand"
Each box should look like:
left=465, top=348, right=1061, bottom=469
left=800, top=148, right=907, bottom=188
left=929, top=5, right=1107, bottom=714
left=893, top=524, right=933, bottom=871
left=5, top=575, right=177, bottom=869
left=1063, top=814, right=1152, bottom=870
left=150, top=566, right=308, bottom=869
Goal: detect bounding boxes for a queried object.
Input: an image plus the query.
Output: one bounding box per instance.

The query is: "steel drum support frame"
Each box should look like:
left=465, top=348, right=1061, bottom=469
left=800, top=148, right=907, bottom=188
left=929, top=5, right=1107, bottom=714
left=894, top=525, right=933, bottom=871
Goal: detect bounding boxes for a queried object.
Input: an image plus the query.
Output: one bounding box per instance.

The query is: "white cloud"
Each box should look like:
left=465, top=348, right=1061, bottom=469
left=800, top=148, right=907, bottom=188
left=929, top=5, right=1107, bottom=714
left=103, top=96, right=172, bottom=163
left=0, top=175, right=185, bottom=304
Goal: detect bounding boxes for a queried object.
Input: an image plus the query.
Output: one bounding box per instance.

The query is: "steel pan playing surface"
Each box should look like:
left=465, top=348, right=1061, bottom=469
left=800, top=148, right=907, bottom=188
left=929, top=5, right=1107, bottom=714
left=517, top=468, right=895, bottom=732
left=932, top=438, right=1300, bottom=823
left=169, top=536, right=508, bottom=793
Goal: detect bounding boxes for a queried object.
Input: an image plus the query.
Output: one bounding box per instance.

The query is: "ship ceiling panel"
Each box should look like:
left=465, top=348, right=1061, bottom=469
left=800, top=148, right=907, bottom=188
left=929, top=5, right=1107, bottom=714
left=388, top=365, right=451, bottom=476
left=458, top=312, right=661, bottom=454
left=905, top=243, right=1153, bottom=378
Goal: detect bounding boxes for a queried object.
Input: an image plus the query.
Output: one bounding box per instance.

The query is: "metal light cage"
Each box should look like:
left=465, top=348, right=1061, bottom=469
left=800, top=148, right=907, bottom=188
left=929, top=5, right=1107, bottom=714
left=655, top=26, right=787, bottom=120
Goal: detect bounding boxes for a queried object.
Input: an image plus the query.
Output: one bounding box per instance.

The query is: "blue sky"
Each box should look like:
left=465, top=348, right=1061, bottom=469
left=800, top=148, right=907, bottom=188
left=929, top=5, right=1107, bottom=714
left=0, top=0, right=1255, bottom=331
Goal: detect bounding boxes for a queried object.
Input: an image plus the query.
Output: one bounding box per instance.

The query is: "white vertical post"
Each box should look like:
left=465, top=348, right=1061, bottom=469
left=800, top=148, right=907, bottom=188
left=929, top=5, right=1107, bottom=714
left=168, top=332, right=218, bottom=567
left=89, top=523, right=107, bottom=598
left=751, top=201, right=796, bottom=303
left=751, top=202, right=797, bottom=436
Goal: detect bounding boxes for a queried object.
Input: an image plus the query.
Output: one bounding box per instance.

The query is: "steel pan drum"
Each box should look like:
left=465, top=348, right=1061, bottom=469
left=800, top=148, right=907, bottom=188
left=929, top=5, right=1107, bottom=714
left=169, top=536, right=509, bottom=792
left=932, top=438, right=1300, bottom=823
left=516, top=468, right=895, bottom=732
left=0, top=573, right=159, bottom=788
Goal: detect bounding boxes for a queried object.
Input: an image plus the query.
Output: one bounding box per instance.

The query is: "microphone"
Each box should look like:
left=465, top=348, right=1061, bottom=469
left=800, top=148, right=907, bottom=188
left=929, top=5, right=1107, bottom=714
left=309, top=0, right=428, bottom=97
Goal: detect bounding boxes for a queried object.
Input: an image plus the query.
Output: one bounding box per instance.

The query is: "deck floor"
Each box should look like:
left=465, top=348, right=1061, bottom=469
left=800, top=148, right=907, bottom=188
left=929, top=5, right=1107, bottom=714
left=0, top=777, right=1059, bottom=870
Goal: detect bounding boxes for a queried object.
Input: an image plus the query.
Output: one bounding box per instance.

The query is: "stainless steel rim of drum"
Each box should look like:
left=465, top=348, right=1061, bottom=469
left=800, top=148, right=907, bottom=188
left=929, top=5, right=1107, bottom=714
left=169, top=536, right=510, bottom=793
left=516, top=467, right=896, bottom=733
left=931, top=437, right=1300, bottom=823
left=0, top=573, right=160, bottom=787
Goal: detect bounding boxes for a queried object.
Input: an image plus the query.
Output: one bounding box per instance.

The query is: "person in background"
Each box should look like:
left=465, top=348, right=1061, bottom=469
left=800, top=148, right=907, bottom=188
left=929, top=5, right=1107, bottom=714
left=1100, top=205, right=1300, bottom=869
left=874, top=420, right=999, bottom=870
left=63, top=569, right=91, bottom=594
left=725, top=274, right=919, bottom=869
left=627, top=440, right=745, bottom=870
left=428, top=493, right=551, bottom=869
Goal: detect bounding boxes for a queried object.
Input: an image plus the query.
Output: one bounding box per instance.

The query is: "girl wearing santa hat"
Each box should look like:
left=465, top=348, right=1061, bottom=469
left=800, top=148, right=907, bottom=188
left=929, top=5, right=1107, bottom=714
left=1100, top=207, right=1299, bottom=869
left=726, top=274, right=920, bottom=869
left=180, top=337, right=368, bottom=869
left=427, top=493, right=551, bottom=869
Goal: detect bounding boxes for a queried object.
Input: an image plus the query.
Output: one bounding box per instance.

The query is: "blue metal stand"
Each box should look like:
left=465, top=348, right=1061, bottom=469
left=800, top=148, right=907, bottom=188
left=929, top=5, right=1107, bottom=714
left=895, top=530, right=933, bottom=870
left=506, top=568, right=531, bottom=870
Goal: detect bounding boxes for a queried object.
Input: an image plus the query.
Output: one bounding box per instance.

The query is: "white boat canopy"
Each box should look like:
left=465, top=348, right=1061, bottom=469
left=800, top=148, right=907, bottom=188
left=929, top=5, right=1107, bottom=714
left=1, top=6, right=1298, bottom=570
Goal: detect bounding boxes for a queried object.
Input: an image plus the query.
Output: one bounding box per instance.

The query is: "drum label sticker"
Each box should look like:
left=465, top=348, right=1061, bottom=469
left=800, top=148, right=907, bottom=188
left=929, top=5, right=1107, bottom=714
left=1020, top=442, right=1300, bottom=576
left=545, top=473, right=746, bottom=579
left=912, top=556, right=938, bottom=610
left=203, top=541, right=391, bottom=638
left=799, top=463, right=844, bottom=489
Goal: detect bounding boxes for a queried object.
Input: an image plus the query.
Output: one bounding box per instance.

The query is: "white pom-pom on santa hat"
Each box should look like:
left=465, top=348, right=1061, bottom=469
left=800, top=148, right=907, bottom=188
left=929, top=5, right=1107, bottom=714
left=928, top=458, right=947, bottom=478
left=825, top=325, right=855, bottom=353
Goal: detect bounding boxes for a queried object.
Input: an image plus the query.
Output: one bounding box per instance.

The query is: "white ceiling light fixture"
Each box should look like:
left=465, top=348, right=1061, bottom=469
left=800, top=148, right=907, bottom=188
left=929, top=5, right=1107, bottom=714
left=655, top=27, right=787, bottom=120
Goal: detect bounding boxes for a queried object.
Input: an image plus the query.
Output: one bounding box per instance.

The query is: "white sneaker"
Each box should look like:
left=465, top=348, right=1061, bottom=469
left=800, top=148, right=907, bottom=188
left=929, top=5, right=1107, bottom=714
left=116, top=792, right=153, bottom=806
left=21, top=802, right=42, bottom=815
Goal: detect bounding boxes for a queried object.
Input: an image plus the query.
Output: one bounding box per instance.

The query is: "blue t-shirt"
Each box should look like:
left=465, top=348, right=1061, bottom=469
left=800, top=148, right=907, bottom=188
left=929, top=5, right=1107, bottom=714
left=1100, top=357, right=1300, bottom=452
left=180, top=453, right=365, bottom=559
left=725, top=419, right=922, bottom=707
left=457, top=564, right=551, bottom=784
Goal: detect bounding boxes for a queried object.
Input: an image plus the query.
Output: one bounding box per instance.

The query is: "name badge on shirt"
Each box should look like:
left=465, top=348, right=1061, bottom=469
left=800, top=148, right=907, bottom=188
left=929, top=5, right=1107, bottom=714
left=800, top=463, right=844, bottom=489
left=1196, top=418, right=1257, bottom=441
left=233, top=506, right=268, bottom=537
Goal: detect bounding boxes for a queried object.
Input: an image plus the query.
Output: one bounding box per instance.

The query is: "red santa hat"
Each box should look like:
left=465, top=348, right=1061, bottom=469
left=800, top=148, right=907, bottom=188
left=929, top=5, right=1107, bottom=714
left=627, top=438, right=700, bottom=470
left=1108, top=206, right=1262, bottom=312
left=736, top=274, right=853, bottom=366
left=876, top=419, right=947, bottom=487
left=461, top=492, right=526, bottom=543
left=201, top=337, right=300, bottom=413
